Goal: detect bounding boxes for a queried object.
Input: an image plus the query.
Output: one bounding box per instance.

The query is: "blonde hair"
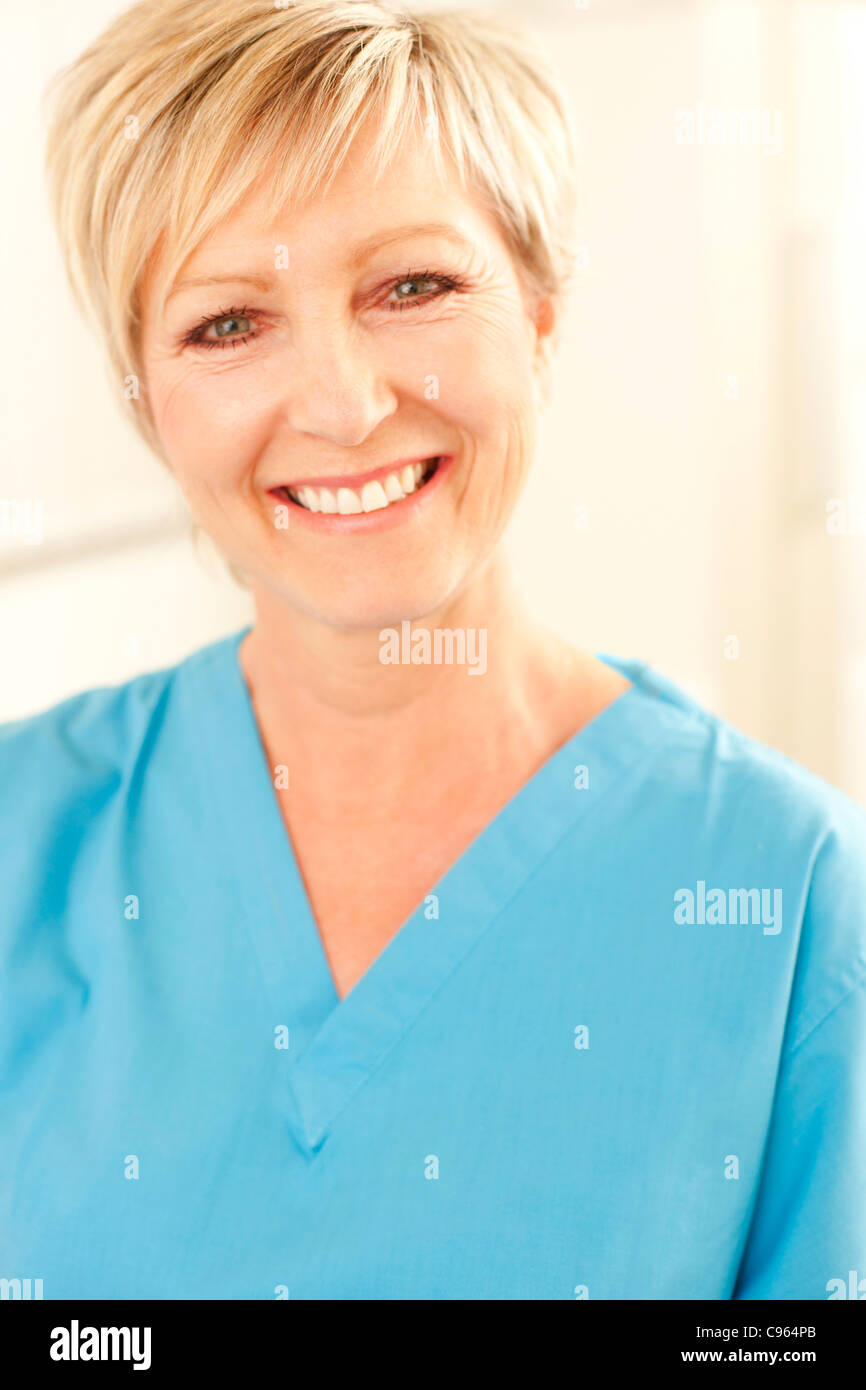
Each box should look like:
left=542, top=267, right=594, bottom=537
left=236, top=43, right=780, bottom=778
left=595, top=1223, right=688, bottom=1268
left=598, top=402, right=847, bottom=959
left=44, top=0, right=579, bottom=459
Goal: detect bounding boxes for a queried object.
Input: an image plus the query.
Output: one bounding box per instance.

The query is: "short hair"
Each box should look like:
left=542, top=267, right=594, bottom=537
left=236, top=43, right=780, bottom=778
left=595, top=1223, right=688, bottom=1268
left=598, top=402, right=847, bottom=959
left=44, top=0, right=579, bottom=457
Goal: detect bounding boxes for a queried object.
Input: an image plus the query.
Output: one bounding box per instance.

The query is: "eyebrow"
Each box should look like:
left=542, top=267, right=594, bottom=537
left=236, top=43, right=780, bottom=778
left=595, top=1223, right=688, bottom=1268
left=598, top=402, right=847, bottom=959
left=165, top=223, right=474, bottom=304
left=166, top=271, right=276, bottom=304
left=345, top=222, right=474, bottom=265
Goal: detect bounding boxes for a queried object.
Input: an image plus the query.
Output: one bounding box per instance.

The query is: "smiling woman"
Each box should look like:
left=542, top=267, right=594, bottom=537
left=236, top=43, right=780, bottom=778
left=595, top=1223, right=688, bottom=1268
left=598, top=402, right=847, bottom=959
left=1, top=0, right=865, bottom=1307
left=136, top=116, right=556, bottom=620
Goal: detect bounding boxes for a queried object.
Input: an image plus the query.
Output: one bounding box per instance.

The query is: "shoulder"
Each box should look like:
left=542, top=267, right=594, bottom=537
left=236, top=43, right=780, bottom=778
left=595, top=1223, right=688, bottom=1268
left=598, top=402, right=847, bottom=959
left=0, top=663, right=173, bottom=813
left=0, top=669, right=167, bottom=784
left=0, top=630, right=242, bottom=830
left=613, top=655, right=866, bottom=1032
left=613, top=653, right=866, bottom=849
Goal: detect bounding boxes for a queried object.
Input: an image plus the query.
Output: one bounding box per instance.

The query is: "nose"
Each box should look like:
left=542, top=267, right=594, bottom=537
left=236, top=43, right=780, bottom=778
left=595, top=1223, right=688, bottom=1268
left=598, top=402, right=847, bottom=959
left=282, top=315, right=398, bottom=447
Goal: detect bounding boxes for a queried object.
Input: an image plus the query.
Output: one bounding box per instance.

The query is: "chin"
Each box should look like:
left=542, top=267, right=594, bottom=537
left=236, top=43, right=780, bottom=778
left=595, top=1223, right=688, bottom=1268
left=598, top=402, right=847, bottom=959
left=267, top=569, right=467, bottom=634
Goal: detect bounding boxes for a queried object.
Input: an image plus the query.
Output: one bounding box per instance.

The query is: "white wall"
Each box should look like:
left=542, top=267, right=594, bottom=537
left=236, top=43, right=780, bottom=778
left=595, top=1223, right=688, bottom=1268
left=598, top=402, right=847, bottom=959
left=1, top=0, right=864, bottom=803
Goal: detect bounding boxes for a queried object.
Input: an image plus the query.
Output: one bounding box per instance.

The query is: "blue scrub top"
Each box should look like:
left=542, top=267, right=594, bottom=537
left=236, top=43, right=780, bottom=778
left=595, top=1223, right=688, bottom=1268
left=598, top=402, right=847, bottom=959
left=1, top=626, right=865, bottom=1300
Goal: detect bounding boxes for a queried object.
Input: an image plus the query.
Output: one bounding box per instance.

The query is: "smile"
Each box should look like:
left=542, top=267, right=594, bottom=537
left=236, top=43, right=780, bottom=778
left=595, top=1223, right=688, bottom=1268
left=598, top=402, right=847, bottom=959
left=272, top=457, right=442, bottom=515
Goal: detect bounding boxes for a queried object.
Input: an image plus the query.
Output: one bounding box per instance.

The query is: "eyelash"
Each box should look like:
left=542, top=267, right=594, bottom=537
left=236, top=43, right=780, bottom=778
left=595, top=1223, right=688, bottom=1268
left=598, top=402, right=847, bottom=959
left=180, top=269, right=468, bottom=351
left=384, top=268, right=468, bottom=312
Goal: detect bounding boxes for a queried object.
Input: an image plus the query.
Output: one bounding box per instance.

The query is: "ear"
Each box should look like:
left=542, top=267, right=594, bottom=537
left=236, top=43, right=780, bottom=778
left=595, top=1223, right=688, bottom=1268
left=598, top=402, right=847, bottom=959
left=531, top=293, right=558, bottom=409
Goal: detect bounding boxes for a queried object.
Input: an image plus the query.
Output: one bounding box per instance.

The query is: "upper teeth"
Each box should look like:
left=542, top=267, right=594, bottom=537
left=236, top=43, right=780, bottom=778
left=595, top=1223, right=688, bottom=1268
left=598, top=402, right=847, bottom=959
left=287, top=459, right=436, bottom=514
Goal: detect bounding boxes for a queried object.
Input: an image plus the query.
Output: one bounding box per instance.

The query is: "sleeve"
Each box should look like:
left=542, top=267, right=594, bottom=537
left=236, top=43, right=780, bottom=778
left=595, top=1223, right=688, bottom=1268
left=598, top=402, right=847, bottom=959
left=732, top=977, right=866, bottom=1299
left=732, top=802, right=866, bottom=1300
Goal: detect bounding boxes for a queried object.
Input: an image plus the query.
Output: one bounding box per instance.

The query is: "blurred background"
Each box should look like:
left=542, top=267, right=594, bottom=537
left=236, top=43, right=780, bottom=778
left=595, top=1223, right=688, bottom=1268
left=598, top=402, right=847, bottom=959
left=1, top=0, right=865, bottom=804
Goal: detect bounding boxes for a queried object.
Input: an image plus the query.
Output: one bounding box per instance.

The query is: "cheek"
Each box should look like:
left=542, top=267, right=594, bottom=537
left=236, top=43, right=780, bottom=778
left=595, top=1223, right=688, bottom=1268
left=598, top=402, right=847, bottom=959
left=424, top=302, right=536, bottom=428
left=417, top=311, right=537, bottom=478
left=147, top=361, right=277, bottom=487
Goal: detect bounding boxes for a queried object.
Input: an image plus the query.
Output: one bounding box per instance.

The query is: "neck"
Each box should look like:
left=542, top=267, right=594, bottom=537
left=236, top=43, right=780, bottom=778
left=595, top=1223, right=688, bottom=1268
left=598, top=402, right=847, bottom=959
left=239, top=551, right=588, bottom=822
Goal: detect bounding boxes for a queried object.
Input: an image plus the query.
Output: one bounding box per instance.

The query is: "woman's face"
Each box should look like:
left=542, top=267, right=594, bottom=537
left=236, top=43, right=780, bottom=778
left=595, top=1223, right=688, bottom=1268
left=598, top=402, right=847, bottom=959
left=140, top=119, right=556, bottom=630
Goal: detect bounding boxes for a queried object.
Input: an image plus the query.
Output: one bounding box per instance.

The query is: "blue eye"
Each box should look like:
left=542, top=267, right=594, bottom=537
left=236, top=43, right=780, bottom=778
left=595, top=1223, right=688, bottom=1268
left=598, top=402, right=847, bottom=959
left=210, top=313, right=253, bottom=339
left=181, top=306, right=259, bottom=351
left=386, top=270, right=466, bottom=312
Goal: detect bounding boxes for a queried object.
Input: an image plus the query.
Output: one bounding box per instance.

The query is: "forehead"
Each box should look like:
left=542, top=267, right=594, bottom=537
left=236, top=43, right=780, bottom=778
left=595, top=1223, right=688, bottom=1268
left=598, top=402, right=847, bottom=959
left=148, top=119, right=504, bottom=312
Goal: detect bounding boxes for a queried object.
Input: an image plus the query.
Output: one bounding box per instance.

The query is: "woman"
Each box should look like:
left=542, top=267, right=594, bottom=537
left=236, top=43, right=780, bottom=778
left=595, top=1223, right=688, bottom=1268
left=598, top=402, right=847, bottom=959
left=1, top=0, right=864, bottom=1301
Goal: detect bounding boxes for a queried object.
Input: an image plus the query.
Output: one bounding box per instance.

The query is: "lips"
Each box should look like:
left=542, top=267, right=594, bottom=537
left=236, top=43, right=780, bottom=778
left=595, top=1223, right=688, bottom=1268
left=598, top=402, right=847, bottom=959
left=270, top=457, right=442, bottom=515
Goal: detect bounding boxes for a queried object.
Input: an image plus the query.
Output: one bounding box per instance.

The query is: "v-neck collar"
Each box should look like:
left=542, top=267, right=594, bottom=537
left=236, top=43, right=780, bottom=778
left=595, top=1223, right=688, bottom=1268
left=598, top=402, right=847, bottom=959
left=192, top=625, right=677, bottom=1155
